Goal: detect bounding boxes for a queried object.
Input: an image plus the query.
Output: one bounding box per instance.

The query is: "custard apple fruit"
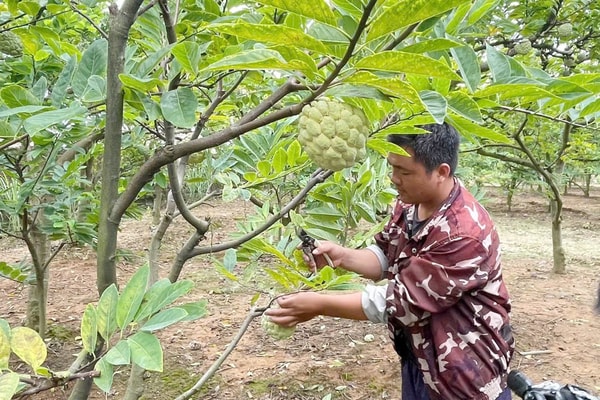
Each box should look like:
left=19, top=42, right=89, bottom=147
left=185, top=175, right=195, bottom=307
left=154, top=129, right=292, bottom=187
left=261, top=313, right=295, bottom=340
left=0, top=31, right=23, bottom=57
left=514, top=40, right=532, bottom=55
left=557, top=23, right=573, bottom=38
left=297, top=99, right=370, bottom=171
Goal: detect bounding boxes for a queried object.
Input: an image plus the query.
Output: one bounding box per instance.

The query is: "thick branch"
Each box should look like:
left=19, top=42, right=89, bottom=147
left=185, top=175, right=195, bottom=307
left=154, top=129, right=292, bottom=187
left=13, top=370, right=100, bottom=398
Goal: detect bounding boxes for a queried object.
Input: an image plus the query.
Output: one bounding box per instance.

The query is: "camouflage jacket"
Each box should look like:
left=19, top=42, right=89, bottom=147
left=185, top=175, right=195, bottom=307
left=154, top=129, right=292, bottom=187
left=375, top=179, right=514, bottom=400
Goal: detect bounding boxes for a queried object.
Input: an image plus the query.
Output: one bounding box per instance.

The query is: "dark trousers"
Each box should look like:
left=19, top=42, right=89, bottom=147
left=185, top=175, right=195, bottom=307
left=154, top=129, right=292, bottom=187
left=401, top=360, right=512, bottom=400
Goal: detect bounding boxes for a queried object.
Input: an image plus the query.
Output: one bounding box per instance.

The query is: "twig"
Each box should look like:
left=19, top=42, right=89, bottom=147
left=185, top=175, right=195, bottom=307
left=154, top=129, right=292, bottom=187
left=174, top=307, right=264, bottom=400
left=518, top=350, right=553, bottom=356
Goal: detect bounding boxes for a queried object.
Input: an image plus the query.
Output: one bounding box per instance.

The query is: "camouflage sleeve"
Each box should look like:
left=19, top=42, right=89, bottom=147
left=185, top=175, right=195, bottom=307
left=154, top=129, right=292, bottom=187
left=386, top=235, right=493, bottom=327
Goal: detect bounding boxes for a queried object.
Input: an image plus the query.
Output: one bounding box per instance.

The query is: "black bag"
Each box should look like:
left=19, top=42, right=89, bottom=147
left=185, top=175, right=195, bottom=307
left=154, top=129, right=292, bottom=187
left=508, top=370, right=599, bottom=400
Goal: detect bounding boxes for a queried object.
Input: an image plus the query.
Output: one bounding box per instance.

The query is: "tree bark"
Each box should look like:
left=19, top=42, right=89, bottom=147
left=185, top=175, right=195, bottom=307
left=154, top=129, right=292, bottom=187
left=70, top=1, right=144, bottom=399
left=25, top=227, right=49, bottom=337
left=550, top=199, right=566, bottom=274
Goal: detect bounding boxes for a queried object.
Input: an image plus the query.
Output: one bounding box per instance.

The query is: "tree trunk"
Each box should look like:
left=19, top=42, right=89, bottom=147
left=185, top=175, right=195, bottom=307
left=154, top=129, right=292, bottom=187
left=152, top=184, right=164, bottom=226
left=550, top=199, right=566, bottom=274
left=123, top=364, right=146, bottom=400
left=583, top=173, right=591, bottom=198
left=70, top=2, right=144, bottom=399
left=25, top=224, right=49, bottom=337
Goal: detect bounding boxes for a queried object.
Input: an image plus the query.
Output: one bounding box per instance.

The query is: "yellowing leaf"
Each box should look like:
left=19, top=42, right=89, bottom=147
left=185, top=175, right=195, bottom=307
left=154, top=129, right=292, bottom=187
left=367, top=0, right=469, bottom=41
left=10, top=327, right=46, bottom=370
left=355, top=51, right=462, bottom=81
left=255, top=0, right=336, bottom=26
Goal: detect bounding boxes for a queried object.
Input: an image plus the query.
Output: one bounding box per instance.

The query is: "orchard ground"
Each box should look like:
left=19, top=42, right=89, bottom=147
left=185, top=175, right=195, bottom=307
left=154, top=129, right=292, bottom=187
left=1, top=186, right=600, bottom=400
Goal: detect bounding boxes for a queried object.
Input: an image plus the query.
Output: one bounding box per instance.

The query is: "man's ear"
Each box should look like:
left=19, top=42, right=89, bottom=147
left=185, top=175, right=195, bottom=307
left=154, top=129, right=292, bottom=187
left=437, top=163, right=452, bottom=180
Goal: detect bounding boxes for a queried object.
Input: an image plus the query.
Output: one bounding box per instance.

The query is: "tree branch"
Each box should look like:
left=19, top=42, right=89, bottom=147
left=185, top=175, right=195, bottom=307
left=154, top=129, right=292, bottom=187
left=174, top=307, right=263, bottom=400
left=188, top=169, right=333, bottom=257
left=496, top=106, right=594, bottom=130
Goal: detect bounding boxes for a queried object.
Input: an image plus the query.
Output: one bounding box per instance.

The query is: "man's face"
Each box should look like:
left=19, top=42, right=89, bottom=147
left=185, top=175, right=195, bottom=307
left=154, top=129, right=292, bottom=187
left=387, top=148, right=439, bottom=205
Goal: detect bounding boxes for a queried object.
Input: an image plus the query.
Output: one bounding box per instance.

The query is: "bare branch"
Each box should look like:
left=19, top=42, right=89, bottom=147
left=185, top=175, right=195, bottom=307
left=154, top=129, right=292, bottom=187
left=69, top=2, right=108, bottom=39
left=188, top=169, right=333, bottom=257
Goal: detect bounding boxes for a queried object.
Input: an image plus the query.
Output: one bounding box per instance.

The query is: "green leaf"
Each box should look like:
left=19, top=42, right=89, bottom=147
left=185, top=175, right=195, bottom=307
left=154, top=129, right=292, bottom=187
left=72, top=39, right=108, bottom=97
left=272, top=147, right=287, bottom=174
left=0, top=325, right=10, bottom=370
left=343, top=71, right=423, bottom=107
left=51, top=55, right=77, bottom=107
left=103, top=340, right=130, bottom=366
left=160, top=88, right=198, bottom=128
left=209, top=23, right=329, bottom=54
left=223, top=248, right=237, bottom=272
left=287, top=140, right=302, bottom=166
left=0, top=85, right=41, bottom=107
left=96, top=284, right=119, bottom=341
left=401, top=38, right=463, bottom=54
left=257, top=160, right=271, bottom=177
left=147, top=280, right=194, bottom=316
left=24, top=105, right=88, bottom=134
left=450, top=44, right=480, bottom=93
left=119, top=74, right=163, bottom=92
left=355, top=51, right=462, bottom=81
left=0, top=105, right=49, bottom=119
left=485, top=44, right=511, bottom=83
left=116, top=266, right=150, bottom=329
left=367, top=0, right=469, bottom=41
left=10, top=327, right=46, bottom=370
left=93, top=358, right=114, bottom=393
left=444, top=2, right=471, bottom=35
left=128, top=332, right=163, bottom=372
left=242, top=238, right=295, bottom=268
left=178, top=301, right=208, bottom=322
left=419, top=90, right=447, bottom=124
left=0, top=262, right=28, bottom=283
left=474, top=83, right=559, bottom=102
left=367, top=138, right=410, bottom=157
left=447, top=91, right=483, bottom=123
left=466, top=0, right=501, bottom=25
left=172, top=41, right=206, bottom=75
left=204, top=49, right=290, bottom=72
left=0, top=372, right=20, bottom=399
left=81, top=304, right=98, bottom=355
left=579, top=97, right=600, bottom=119
left=447, top=114, right=511, bottom=143
left=254, top=0, right=337, bottom=26
left=81, top=75, right=106, bottom=102
left=270, top=45, right=319, bottom=78
left=141, top=308, right=188, bottom=332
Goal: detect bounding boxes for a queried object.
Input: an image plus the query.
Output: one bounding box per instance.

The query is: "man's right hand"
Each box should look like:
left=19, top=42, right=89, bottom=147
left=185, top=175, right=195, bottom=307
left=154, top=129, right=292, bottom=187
left=302, top=240, right=346, bottom=271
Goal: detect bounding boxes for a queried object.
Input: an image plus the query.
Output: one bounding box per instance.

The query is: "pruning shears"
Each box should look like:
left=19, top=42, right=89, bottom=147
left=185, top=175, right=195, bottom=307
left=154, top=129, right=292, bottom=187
left=297, top=228, right=334, bottom=269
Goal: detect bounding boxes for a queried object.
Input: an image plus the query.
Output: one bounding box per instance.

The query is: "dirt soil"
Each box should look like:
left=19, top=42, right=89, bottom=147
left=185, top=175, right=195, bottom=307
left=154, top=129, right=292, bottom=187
left=1, top=187, right=600, bottom=400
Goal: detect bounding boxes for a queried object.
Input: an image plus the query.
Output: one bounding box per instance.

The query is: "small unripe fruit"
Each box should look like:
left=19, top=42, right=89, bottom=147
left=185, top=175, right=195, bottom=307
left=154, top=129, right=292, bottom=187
left=557, top=23, right=573, bottom=38
left=0, top=31, right=23, bottom=57
left=261, top=313, right=296, bottom=340
left=514, top=40, right=532, bottom=55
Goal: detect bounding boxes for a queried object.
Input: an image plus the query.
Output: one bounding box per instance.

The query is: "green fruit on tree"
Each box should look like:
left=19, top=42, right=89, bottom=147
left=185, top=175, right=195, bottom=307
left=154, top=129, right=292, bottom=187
left=261, top=313, right=295, bottom=340
left=514, top=40, right=532, bottom=55
left=297, top=98, right=370, bottom=171
left=557, top=23, right=573, bottom=38
left=0, top=31, right=23, bottom=57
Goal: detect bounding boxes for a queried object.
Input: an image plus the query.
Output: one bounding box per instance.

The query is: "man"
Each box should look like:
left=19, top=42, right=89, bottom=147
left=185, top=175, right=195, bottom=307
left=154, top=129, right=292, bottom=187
left=266, top=123, right=515, bottom=400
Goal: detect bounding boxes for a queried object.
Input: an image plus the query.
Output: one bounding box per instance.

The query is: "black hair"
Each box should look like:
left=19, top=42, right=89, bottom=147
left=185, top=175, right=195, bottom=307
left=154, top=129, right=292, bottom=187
left=387, top=123, right=460, bottom=175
